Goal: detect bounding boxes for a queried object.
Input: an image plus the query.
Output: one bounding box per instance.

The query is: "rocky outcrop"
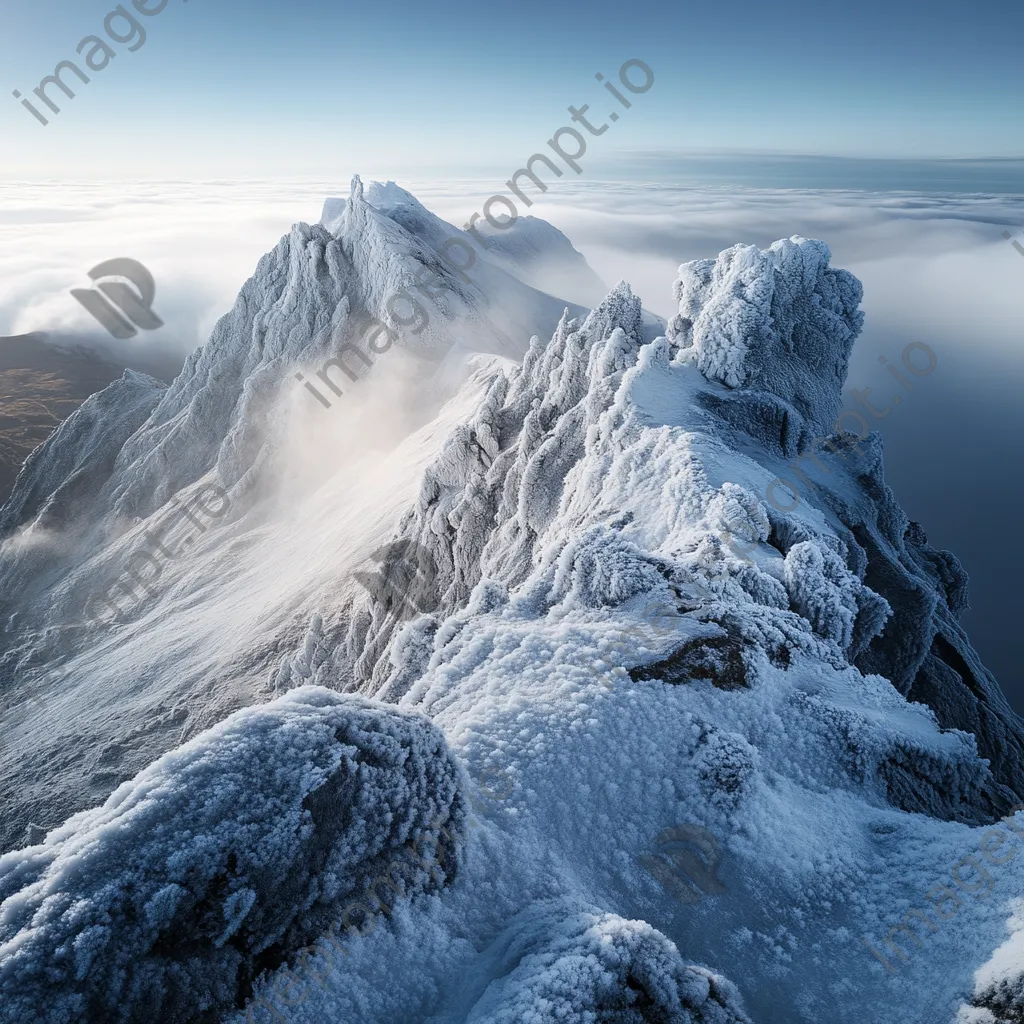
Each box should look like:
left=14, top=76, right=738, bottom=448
left=0, top=687, right=465, bottom=1024
left=462, top=904, right=753, bottom=1023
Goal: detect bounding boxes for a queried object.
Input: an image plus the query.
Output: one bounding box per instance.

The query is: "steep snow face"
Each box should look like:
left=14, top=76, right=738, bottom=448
left=0, top=352, right=499, bottom=854
left=0, top=188, right=1021, bottom=1024
left=326, top=178, right=595, bottom=362
left=322, top=181, right=608, bottom=305
left=0, top=369, right=165, bottom=542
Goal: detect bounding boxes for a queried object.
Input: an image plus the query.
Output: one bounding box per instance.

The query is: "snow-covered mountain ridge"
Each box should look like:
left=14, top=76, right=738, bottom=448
left=0, top=181, right=1021, bottom=1024
left=0, top=176, right=615, bottom=849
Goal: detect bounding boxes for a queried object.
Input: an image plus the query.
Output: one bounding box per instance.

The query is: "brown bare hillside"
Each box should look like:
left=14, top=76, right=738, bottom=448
left=0, top=334, right=126, bottom=507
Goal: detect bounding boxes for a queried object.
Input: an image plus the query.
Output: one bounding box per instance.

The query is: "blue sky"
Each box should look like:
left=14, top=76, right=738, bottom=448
left=2, top=0, right=1023, bottom=179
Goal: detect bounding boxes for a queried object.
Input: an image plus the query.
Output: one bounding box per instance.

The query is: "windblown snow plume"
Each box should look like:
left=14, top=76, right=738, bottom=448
left=0, top=184, right=1022, bottom=1024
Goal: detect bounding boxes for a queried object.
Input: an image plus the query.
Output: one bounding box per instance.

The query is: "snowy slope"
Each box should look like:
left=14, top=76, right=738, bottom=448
left=0, top=185, right=1022, bottom=1024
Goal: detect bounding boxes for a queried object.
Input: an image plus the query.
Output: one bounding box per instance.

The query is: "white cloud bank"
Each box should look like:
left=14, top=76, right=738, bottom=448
left=3, top=178, right=1021, bottom=372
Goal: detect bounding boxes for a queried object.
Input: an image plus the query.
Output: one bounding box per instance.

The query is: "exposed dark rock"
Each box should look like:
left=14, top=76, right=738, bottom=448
left=841, top=515, right=1024, bottom=806
left=629, top=630, right=750, bottom=690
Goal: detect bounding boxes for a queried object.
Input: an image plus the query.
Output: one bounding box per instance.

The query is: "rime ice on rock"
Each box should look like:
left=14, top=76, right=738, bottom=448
left=0, top=687, right=464, bottom=1024
left=667, top=237, right=863, bottom=439
left=463, top=904, right=753, bottom=1023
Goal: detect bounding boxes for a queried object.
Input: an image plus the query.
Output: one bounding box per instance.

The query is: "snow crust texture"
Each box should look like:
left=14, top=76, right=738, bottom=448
left=660, top=239, right=1023, bottom=809
left=0, top=687, right=464, bottom=1024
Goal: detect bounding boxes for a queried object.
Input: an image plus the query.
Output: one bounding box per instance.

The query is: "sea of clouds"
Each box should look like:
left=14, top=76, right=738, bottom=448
left=2, top=178, right=1021, bottom=367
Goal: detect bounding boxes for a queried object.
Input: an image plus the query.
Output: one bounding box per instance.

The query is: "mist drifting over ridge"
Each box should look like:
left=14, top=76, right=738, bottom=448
left=3, top=171, right=1021, bottom=697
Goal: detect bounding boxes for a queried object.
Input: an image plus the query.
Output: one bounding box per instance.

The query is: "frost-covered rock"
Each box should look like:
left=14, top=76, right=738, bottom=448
left=663, top=238, right=1024, bottom=806
left=956, top=896, right=1024, bottom=1024
left=782, top=540, right=889, bottom=656
left=345, top=284, right=664, bottom=688
left=0, top=687, right=464, bottom=1024
left=463, top=905, right=752, bottom=1023
left=348, top=249, right=1018, bottom=828
left=667, top=237, right=862, bottom=438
